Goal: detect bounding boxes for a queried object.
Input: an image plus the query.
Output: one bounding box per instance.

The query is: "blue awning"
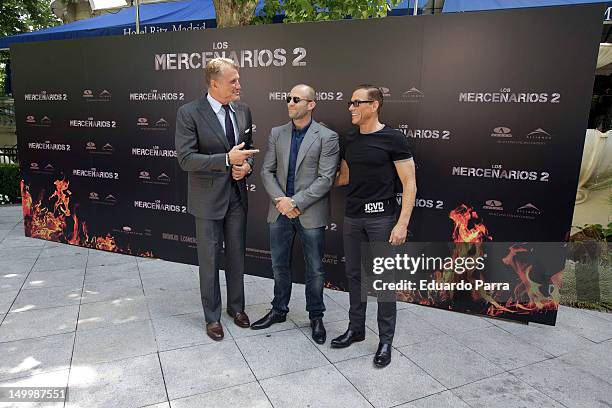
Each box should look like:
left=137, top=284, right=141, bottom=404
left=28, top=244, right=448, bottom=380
left=443, top=0, right=610, bottom=12
left=0, top=0, right=423, bottom=50
left=0, top=0, right=216, bottom=49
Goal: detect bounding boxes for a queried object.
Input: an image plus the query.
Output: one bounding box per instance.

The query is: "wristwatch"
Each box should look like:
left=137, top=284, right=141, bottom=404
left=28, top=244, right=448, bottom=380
left=290, top=199, right=297, bottom=209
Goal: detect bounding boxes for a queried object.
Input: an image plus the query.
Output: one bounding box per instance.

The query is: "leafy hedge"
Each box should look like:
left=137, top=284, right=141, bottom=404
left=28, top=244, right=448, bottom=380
left=0, top=163, right=20, bottom=204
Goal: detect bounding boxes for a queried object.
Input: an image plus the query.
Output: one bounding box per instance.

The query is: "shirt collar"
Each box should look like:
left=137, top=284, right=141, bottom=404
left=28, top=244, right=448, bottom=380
left=207, top=93, right=235, bottom=114
left=292, top=119, right=312, bottom=135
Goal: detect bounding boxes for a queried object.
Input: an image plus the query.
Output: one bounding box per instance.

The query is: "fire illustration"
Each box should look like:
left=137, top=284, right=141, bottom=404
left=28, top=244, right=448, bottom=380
left=396, top=203, right=561, bottom=322
left=20, top=179, right=153, bottom=257
left=485, top=244, right=562, bottom=317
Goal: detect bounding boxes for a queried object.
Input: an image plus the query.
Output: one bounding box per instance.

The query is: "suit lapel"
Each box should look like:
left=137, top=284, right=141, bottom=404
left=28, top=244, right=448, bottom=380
left=279, top=123, right=292, bottom=185
left=295, top=121, right=319, bottom=172
left=196, top=95, right=230, bottom=151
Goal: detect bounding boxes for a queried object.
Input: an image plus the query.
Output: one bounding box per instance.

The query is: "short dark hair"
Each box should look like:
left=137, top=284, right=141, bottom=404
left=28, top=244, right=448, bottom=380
left=354, top=84, right=383, bottom=113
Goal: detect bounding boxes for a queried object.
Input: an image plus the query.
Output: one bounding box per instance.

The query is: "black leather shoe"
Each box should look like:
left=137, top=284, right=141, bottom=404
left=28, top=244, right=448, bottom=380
left=310, top=318, right=326, bottom=344
left=250, top=310, right=286, bottom=330
left=373, top=343, right=392, bottom=367
left=330, top=329, right=365, bottom=348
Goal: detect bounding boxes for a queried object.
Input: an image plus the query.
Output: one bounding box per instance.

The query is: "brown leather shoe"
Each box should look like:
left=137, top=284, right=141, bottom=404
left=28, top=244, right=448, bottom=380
left=206, top=321, right=224, bottom=341
left=228, top=310, right=250, bottom=328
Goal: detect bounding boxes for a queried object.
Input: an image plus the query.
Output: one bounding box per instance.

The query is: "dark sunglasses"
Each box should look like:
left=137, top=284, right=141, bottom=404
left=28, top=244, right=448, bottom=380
left=286, top=96, right=312, bottom=104
left=348, top=100, right=375, bottom=108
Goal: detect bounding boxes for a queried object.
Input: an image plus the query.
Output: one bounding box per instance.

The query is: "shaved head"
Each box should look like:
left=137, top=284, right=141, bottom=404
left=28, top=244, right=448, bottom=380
left=291, top=84, right=315, bottom=101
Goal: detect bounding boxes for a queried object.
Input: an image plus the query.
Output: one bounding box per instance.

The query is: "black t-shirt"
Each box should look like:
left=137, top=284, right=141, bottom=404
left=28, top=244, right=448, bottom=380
left=340, top=125, right=413, bottom=217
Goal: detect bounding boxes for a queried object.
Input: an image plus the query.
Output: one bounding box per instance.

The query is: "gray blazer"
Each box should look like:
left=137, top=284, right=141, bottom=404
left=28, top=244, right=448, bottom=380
left=175, top=95, right=254, bottom=220
left=261, top=120, right=339, bottom=229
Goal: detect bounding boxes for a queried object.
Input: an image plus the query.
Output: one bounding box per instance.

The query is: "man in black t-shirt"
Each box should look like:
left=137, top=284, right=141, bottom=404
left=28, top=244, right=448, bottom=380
left=332, top=84, right=417, bottom=368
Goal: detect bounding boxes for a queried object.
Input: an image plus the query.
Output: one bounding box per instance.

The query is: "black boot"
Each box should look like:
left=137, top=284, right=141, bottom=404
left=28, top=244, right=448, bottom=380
left=330, top=328, right=365, bottom=348
left=250, top=310, right=286, bottom=330
left=373, top=343, right=392, bottom=367
left=310, top=318, right=326, bottom=344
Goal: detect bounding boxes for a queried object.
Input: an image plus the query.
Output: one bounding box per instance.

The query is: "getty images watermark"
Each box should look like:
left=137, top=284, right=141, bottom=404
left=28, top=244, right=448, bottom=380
left=361, top=242, right=571, bottom=306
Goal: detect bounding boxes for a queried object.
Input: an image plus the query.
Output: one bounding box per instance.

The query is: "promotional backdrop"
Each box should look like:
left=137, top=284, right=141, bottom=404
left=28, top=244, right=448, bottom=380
left=12, top=4, right=603, bottom=325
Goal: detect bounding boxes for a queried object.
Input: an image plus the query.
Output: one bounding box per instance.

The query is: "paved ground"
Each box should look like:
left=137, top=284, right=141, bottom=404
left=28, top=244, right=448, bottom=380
left=0, top=204, right=610, bottom=408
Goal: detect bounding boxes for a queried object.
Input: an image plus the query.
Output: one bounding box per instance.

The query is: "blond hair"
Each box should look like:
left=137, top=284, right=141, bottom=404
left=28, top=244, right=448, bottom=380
left=205, top=58, right=239, bottom=85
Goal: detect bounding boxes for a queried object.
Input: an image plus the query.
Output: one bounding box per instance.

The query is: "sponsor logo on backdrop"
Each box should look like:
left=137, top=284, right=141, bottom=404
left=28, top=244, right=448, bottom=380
left=459, top=88, right=561, bottom=104
left=134, top=199, right=187, bottom=213
left=138, top=170, right=171, bottom=185
left=379, top=87, right=391, bottom=97
left=483, top=201, right=543, bottom=219
left=491, top=127, right=553, bottom=146
left=25, top=115, right=52, bottom=127
left=131, top=146, right=177, bottom=157
left=526, top=128, right=553, bottom=142
left=29, top=162, right=54, bottom=174
left=111, top=225, right=152, bottom=237
left=451, top=164, right=550, bottom=182
left=154, top=43, right=308, bottom=71
left=401, top=87, right=425, bottom=102
left=162, top=232, right=197, bottom=244
left=137, top=117, right=169, bottom=131
left=491, top=127, right=512, bottom=138
left=129, top=90, right=185, bottom=101
left=82, top=89, right=112, bottom=102
left=517, top=203, right=542, bottom=218
left=85, top=141, right=114, bottom=155
left=24, top=91, right=68, bottom=101
left=69, top=117, right=117, bottom=128
left=72, top=168, right=119, bottom=180
left=89, top=192, right=117, bottom=206
left=28, top=141, right=71, bottom=151
left=483, top=200, right=503, bottom=211
left=397, top=125, right=451, bottom=140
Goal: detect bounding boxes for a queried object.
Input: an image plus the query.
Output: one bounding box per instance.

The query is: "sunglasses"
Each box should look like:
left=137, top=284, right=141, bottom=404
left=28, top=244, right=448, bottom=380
left=347, top=100, right=375, bottom=108
left=286, top=96, right=313, bottom=104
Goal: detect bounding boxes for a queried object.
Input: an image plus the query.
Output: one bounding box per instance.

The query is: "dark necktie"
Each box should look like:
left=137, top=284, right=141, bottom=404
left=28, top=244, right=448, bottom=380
left=222, top=105, right=235, bottom=147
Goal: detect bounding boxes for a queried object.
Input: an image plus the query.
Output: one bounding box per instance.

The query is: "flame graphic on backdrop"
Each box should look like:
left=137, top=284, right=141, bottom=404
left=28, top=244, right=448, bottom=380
left=21, top=179, right=153, bottom=257
left=396, top=203, right=561, bottom=320
left=485, top=244, right=562, bottom=317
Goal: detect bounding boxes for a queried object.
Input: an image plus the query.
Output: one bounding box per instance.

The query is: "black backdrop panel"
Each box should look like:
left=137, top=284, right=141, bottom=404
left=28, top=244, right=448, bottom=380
left=12, top=4, right=603, bottom=325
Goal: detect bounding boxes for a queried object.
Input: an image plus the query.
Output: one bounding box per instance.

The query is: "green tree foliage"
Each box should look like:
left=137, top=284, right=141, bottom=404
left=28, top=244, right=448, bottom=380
left=257, top=0, right=402, bottom=23
left=0, top=0, right=60, bottom=96
left=0, top=0, right=60, bottom=37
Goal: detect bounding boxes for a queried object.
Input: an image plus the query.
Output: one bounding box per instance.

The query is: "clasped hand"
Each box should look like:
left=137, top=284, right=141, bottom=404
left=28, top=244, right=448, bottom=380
left=274, top=197, right=301, bottom=219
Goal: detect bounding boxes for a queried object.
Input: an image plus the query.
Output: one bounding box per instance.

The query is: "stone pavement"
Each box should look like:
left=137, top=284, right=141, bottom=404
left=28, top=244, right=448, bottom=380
left=0, top=204, right=610, bottom=407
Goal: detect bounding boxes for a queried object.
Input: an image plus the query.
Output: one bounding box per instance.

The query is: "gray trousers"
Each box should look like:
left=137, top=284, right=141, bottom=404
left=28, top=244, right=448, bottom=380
left=194, top=188, right=246, bottom=323
left=343, top=215, right=397, bottom=344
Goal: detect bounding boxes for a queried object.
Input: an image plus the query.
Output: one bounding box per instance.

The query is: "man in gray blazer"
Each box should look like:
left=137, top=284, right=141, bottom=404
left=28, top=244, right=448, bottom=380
left=175, top=58, right=259, bottom=341
left=252, top=84, right=339, bottom=344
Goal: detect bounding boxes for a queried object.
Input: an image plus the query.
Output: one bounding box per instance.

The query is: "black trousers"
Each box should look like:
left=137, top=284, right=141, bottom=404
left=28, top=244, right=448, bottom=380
left=194, top=187, right=246, bottom=323
left=343, top=215, right=397, bottom=344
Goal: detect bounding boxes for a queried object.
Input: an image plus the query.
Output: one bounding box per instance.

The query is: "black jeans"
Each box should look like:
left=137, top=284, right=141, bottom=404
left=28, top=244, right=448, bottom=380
left=343, top=215, right=397, bottom=344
